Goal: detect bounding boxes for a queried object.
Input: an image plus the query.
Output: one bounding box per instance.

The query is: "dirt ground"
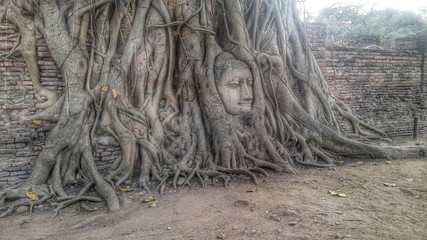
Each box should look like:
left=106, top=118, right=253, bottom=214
left=0, top=155, right=426, bottom=240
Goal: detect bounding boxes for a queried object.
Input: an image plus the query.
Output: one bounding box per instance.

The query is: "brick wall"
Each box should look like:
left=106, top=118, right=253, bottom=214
left=304, top=22, right=326, bottom=48
left=347, top=35, right=381, bottom=48
left=0, top=25, right=120, bottom=188
left=395, top=36, right=427, bottom=52
left=306, top=22, right=427, bottom=137
left=0, top=24, right=60, bottom=187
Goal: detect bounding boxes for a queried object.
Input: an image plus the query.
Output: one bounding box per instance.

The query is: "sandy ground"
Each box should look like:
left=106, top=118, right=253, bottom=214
left=0, top=157, right=426, bottom=240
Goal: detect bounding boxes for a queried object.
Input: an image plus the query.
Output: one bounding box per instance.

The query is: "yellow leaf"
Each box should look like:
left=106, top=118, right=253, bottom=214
left=26, top=192, right=39, bottom=201
left=336, top=160, right=345, bottom=166
left=149, top=202, right=157, bottom=207
left=120, top=187, right=133, bottom=192
left=217, top=232, right=226, bottom=239
left=328, top=190, right=347, bottom=197
left=142, top=196, right=155, bottom=203
left=101, top=86, right=109, bottom=92
left=32, top=120, right=41, bottom=126
left=112, top=89, right=120, bottom=98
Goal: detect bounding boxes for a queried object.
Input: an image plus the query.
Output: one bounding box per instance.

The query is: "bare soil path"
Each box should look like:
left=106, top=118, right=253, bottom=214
left=1, top=158, right=426, bottom=240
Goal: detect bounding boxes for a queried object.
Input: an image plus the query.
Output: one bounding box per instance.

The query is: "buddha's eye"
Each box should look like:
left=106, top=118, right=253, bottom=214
left=247, top=79, right=253, bottom=86
left=228, top=82, right=239, bottom=88
left=228, top=80, right=239, bottom=88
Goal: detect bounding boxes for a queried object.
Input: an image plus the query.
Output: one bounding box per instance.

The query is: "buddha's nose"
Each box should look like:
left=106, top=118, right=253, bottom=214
left=241, top=82, right=253, bottom=100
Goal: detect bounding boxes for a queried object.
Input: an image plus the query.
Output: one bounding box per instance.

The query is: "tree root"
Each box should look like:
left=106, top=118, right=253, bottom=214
left=294, top=159, right=333, bottom=168
left=53, top=196, right=103, bottom=217
left=0, top=186, right=54, bottom=218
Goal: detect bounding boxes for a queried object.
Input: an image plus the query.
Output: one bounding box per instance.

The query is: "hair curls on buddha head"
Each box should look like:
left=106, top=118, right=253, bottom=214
left=214, top=52, right=250, bottom=82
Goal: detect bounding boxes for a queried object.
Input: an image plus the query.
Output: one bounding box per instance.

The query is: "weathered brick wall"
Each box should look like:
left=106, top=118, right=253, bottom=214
left=347, top=35, right=381, bottom=48
left=0, top=25, right=120, bottom=188
left=94, top=137, right=122, bottom=172
left=395, top=36, right=427, bottom=52
left=0, top=24, right=60, bottom=188
left=307, top=22, right=427, bottom=137
left=304, top=22, right=326, bottom=47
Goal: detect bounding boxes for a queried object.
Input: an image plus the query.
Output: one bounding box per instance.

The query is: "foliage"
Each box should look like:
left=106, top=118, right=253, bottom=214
left=316, top=3, right=427, bottom=48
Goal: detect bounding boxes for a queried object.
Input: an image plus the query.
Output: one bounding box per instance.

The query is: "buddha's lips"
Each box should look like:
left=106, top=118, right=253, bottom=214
left=239, top=99, right=253, bottom=104
left=239, top=101, right=252, bottom=109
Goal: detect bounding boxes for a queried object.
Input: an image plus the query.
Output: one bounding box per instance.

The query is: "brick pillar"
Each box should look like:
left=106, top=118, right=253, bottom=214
left=304, top=22, right=326, bottom=47
left=421, top=50, right=426, bottom=108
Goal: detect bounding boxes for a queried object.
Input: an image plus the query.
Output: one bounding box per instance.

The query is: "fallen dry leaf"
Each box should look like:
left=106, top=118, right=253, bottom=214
left=383, top=183, right=397, bottom=187
left=328, top=190, right=347, bottom=197
left=336, top=160, right=345, bottom=166
left=149, top=202, right=157, bottom=207
left=335, top=233, right=344, bottom=239
left=217, top=232, right=226, bottom=239
left=32, top=120, right=42, bottom=126
left=26, top=192, right=39, bottom=201
left=112, top=89, right=120, bottom=98
left=142, top=196, right=155, bottom=203
left=101, top=86, right=109, bottom=92
left=120, top=187, right=133, bottom=192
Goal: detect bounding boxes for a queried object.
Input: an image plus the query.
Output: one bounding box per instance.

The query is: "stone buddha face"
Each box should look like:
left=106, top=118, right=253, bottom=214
left=214, top=52, right=254, bottom=115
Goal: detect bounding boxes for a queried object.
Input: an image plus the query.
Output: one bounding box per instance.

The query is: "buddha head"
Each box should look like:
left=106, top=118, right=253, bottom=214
left=214, top=52, right=254, bottom=115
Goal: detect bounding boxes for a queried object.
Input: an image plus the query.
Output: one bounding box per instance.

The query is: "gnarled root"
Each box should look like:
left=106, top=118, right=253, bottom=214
left=0, top=185, right=54, bottom=218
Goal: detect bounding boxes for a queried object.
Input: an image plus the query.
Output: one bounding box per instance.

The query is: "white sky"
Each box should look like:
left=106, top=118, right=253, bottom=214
left=300, top=0, right=427, bottom=14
